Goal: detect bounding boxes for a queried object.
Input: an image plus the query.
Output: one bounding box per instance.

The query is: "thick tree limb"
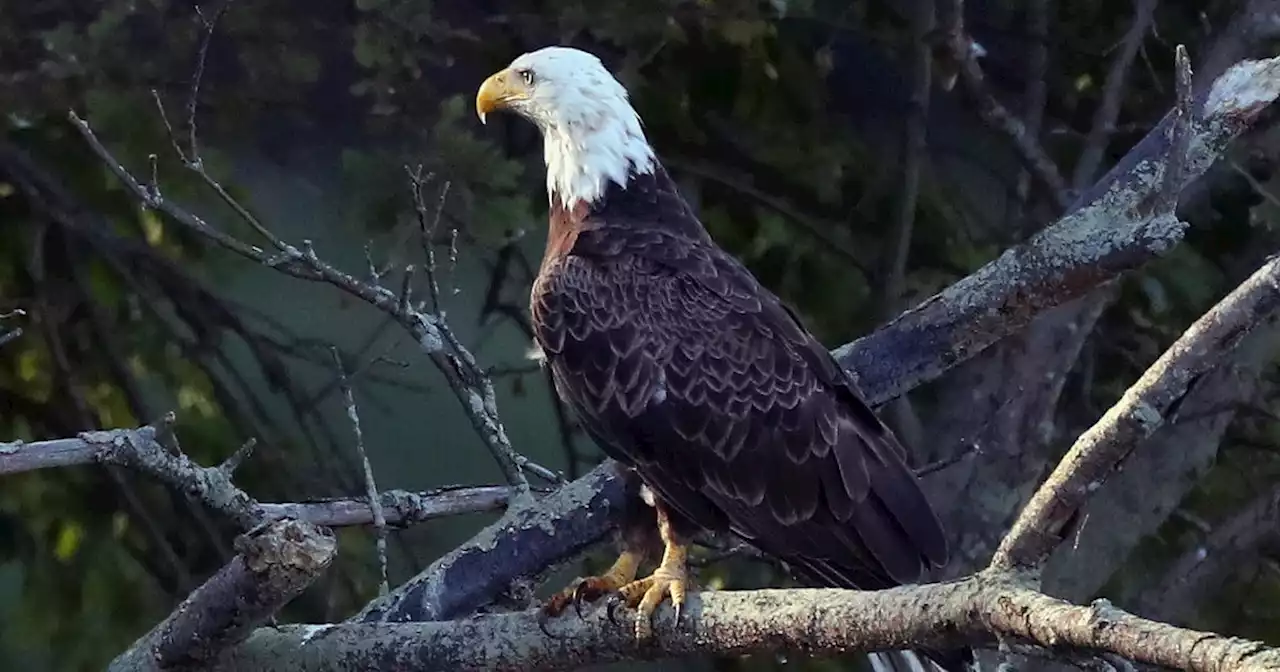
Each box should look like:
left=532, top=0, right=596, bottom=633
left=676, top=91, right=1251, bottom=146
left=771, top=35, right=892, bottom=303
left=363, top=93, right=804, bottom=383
left=992, top=251, right=1280, bottom=570
left=354, top=463, right=624, bottom=622
left=214, top=574, right=1280, bottom=672
left=108, top=518, right=336, bottom=672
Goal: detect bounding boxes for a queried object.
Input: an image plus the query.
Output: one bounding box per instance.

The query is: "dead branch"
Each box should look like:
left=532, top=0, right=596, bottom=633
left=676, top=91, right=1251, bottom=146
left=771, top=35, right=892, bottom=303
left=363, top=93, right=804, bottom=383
left=932, top=0, right=1072, bottom=208
left=992, top=250, right=1280, bottom=570
left=259, top=485, right=517, bottom=526
left=0, top=430, right=515, bottom=526
left=330, top=348, right=390, bottom=595
left=353, top=462, right=624, bottom=623
left=216, top=573, right=1280, bottom=672
left=107, top=518, right=336, bottom=672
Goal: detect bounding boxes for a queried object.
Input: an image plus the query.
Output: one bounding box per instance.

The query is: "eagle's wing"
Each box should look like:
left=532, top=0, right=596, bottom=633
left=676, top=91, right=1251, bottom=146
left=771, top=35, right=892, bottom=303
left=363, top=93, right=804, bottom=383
left=534, top=223, right=947, bottom=588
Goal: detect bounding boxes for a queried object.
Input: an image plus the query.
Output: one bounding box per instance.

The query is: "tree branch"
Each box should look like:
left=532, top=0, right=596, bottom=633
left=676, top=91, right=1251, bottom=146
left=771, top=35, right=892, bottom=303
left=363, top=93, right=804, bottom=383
left=260, top=486, right=517, bottom=527
left=0, top=430, right=516, bottom=526
left=108, top=518, right=336, bottom=672
left=353, top=462, right=625, bottom=623
left=213, top=574, right=1280, bottom=672
left=992, top=250, right=1280, bottom=570
left=933, top=0, right=1073, bottom=208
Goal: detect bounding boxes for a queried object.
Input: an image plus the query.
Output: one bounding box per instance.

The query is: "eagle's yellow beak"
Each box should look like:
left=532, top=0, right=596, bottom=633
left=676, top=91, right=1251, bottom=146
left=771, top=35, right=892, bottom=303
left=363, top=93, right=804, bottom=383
left=475, top=69, right=528, bottom=125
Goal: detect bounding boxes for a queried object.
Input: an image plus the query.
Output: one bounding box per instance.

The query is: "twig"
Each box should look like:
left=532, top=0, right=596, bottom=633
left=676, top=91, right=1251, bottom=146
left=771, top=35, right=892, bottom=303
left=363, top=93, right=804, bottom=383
left=992, top=251, right=1280, bottom=571
left=222, top=573, right=1280, bottom=672
left=107, top=518, right=336, bottom=672
left=0, top=307, right=24, bottom=348
left=1153, top=45, right=1195, bottom=215
left=1008, top=0, right=1052, bottom=234
left=1070, top=0, right=1160, bottom=191
left=407, top=166, right=450, bottom=314
left=915, top=441, right=979, bottom=477
left=220, top=437, right=257, bottom=477
left=330, top=348, right=389, bottom=595
left=933, top=0, right=1072, bottom=208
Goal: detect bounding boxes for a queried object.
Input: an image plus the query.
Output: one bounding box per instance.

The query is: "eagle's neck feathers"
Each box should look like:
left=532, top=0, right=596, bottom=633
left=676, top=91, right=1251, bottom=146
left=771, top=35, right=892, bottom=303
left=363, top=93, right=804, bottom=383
left=541, top=91, right=656, bottom=209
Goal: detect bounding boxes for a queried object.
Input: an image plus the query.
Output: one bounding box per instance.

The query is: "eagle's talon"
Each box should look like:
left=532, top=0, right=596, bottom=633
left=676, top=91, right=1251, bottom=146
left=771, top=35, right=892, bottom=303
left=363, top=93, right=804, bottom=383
left=605, top=591, right=624, bottom=625
left=616, top=565, right=690, bottom=642
left=571, top=575, right=612, bottom=618
left=540, top=550, right=644, bottom=620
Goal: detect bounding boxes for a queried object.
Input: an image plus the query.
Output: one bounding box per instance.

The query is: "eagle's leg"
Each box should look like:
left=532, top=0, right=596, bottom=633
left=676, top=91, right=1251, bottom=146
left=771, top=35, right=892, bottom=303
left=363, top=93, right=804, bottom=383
left=614, top=497, right=691, bottom=641
left=542, top=470, right=659, bottom=618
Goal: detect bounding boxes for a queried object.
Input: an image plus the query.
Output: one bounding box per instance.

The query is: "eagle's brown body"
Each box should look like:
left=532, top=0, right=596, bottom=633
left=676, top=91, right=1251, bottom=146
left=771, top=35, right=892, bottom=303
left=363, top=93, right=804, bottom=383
left=531, top=164, right=949, bottom=592
left=477, top=45, right=966, bottom=669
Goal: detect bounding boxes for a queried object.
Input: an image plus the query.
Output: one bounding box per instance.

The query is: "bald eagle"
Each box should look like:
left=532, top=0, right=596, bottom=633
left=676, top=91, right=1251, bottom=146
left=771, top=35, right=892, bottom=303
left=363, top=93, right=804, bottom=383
left=477, top=47, right=966, bottom=670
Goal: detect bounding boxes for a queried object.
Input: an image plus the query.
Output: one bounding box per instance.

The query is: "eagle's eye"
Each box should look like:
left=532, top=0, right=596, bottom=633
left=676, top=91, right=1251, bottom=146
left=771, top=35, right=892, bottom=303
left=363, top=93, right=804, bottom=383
left=518, top=68, right=535, bottom=86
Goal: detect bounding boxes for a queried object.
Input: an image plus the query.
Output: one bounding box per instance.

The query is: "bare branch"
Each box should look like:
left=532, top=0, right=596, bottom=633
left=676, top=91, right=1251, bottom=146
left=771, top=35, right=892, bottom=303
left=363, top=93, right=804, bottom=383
left=330, top=348, right=389, bottom=595
left=992, top=251, right=1280, bottom=570
left=0, top=307, right=24, bottom=348
left=107, top=518, right=336, bottom=672
left=933, top=0, right=1072, bottom=208
left=1155, top=45, right=1196, bottom=215
left=0, top=430, right=515, bottom=526
left=217, top=574, right=1280, bottom=672
left=259, top=485, right=517, bottom=527
left=354, top=463, right=624, bottom=623
left=1007, top=0, right=1052, bottom=233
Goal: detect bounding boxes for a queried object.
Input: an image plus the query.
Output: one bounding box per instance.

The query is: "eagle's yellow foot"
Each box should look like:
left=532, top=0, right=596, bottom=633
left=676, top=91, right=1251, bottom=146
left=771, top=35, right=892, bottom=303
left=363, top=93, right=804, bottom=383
left=610, top=498, right=691, bottom=642
left=612, top=552, right=690, bottom=642
left=542, top=550, right=642, bottom=618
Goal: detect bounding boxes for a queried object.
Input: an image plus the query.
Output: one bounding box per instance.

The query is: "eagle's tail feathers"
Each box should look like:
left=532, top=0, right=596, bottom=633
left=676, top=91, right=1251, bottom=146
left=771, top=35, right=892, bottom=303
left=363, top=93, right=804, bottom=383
left=868, top=649, right=975, bottom=672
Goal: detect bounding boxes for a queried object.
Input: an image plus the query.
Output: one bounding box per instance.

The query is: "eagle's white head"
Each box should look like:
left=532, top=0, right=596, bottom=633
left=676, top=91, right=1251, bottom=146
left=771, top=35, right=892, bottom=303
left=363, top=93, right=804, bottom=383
left=475, top=46, right=657, bottom=208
